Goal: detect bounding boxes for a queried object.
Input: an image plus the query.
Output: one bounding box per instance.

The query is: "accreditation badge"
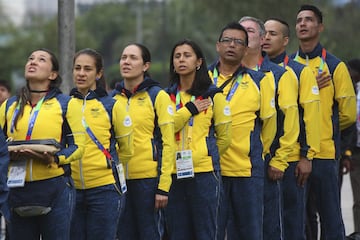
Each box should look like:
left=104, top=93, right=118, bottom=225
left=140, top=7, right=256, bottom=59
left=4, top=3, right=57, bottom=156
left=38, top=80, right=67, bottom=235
left=116, top=163, right=127, bottom=194
left=7, top=159, right=27, bottom=188
left=175, top=150, right=194, bottom=179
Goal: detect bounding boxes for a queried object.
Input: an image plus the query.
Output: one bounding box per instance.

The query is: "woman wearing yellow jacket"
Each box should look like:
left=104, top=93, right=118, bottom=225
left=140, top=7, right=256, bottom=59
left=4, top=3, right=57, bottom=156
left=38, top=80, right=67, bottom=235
left=112, top=43, right=175, bottom=240
left=69, top=48, right=133, bottom=240
left=0, top=48, right=85, bottom=240
left=165, top=39, right=232, bottom=240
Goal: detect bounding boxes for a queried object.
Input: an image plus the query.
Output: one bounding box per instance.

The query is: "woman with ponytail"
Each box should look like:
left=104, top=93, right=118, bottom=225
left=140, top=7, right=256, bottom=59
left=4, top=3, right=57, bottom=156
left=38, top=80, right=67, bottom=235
left=0, top=48, right=85, bottom=240
left=69, top=48, right=133, bottom=240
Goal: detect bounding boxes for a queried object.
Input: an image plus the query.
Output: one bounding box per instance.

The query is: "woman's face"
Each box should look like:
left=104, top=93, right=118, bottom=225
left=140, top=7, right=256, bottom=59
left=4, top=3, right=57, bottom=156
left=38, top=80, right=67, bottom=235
left=24, top=50, right=57, bottom=83
left=73, top=54, right=101, bottom=94
left=119, top=45, right=148, bottom=80
left=173, top=44, right=201, bottom=77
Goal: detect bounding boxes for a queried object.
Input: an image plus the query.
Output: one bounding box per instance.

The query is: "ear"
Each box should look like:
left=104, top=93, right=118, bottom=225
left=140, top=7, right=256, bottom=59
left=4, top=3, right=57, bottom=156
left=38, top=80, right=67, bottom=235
left=143, top=62, right=151, bottom=72
left=49, top=71, right=58, bottom=81
left=196, top=58, right=203, bottom=68
left=318, top=23, right=324, bottom=33
left=283, top=36, right=289, bottom=47
left=216, top=42, right=221, bottom=53
left=96, top=69, right=103, bottom=80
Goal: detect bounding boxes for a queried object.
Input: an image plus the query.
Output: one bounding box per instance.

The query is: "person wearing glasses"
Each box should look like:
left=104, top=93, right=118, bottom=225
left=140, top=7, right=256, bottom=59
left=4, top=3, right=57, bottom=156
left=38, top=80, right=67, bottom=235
left=0, top=48, right=85, bottom=240
left=292, top=5, right=356, bottom=239
left=164, top=39, right=232, bottom=240
left=262, top=17, right=321, bottom=240
left=208, top=22, right=277, bottom=240
left=238, top=16, right=299, bottom=240
left=69, top=48, right=133, bottom=240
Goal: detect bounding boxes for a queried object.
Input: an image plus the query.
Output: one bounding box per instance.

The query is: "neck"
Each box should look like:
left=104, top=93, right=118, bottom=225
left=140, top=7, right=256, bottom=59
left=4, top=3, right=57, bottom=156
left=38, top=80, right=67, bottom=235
left=268, top=49, right=285, bottom=60
left=218, top=60, right=241, bottom=76
left=78, top=89, right=90, bottom=97
left=124, top=77, right=144, bottom=93
left=28, top=81, right=49, bottom=103
left=179, top=75, right=194, bottom=92
left=242, top=49, right=262, bottom=69
left=299, top=39, right=319, bottom=54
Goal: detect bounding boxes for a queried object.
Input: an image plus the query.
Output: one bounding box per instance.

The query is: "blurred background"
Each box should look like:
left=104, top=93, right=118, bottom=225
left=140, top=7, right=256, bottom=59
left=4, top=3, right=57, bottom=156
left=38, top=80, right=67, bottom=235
left=0, top=0, right=359, bottom=93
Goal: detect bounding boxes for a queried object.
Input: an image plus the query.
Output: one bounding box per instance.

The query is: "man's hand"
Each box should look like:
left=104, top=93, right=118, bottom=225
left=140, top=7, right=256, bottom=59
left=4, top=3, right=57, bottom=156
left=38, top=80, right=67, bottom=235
left=340, top=156, right=352, bottom=175
left=316, top=72, right=331, bottom=89
left=268, top=166, right=284, bottom=181
left=295, top=156, right=312, bottom=187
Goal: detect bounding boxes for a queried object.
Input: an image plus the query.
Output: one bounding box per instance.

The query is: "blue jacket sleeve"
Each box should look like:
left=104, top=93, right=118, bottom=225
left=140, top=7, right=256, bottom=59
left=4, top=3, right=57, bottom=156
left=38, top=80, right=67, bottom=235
left=0, top=130, right=9, bottom=209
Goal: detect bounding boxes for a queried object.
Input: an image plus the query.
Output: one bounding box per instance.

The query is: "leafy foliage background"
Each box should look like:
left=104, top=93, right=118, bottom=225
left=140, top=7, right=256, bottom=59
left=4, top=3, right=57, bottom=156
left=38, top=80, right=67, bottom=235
left=0, top=0, right=359, bottom=90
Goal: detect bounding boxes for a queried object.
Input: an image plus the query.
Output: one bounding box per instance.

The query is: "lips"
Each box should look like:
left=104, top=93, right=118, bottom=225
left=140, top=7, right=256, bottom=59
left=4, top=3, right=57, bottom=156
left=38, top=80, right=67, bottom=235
left=75, top=79, right=86, bottom=84
left=27, top=67, right=36, bottom=72
left=121, top=67, right=131, bottom=73
left=262, top=43, right=270, bottom=49
left=225, top=50, right=236, bottom=56
left=178, top=65, right=187, bottom=70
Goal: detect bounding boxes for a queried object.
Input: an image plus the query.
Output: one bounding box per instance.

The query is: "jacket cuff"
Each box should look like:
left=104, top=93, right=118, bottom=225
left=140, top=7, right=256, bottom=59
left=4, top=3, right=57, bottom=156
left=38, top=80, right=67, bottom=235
left=156, top=189, right=169, bottom=196
left=185, top=102, right=199, bottom=116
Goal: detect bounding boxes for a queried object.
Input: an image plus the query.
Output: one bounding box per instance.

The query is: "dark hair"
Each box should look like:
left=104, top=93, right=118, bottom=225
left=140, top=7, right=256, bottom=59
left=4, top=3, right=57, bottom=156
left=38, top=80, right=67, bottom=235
left=348, top=59, right=360, bottom=73
left=169, top=39, right=212, bottom=96
left=266, top=17, right=290, bottom=37
left=218, top=22, right=248, bottom=47
left=298, top=4, right=323, bottom=23
left=126, top=43, right=152, bottom=78
left=73, top=48, right=106, bottom=89
left=0, top=80, right=11, bottom=92
left=15, top=48, right=61, bottom=130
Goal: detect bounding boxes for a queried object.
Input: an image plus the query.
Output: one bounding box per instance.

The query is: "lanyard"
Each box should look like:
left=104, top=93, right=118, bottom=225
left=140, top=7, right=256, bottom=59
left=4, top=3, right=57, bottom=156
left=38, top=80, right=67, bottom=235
left=81, top=99, right=112, bottom=168
left=282, top=55, right=289, bottom=68
left=226, top=74, right=243, bottom=102
left=294, top=48, right=326, bottom=74
left=212, top=67, right=244, bottom=102
left=10, top=97, right=45, bottom=140
left=213, top=67, right=219, bottom=86
left=175, top=89, right=195, bottom=145
left=254, top=56, right=264, bottom=71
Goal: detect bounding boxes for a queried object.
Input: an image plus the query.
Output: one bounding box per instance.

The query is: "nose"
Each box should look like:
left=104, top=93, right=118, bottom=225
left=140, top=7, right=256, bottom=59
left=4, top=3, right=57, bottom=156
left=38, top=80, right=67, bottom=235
left=78, top=68, right=85, bottom=75
left=29, top=58, right=37, bottom=65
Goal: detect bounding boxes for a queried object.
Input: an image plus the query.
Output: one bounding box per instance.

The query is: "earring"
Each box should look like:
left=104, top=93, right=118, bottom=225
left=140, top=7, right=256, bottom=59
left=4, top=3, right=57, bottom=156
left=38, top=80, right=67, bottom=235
left=196, top=66, right=200, bottom=71
left=96, top=77, right=100, bottom=81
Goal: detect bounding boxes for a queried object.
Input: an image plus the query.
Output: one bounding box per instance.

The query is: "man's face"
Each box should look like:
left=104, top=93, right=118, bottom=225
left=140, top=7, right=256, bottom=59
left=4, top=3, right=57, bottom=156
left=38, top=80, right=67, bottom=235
left=296, top=10, right=323, bottom=42
left=263, top=20, right=288, bottom=58
left=239, top=20, right=263, bottom=50
left=216, top=29, right=247, bottom=65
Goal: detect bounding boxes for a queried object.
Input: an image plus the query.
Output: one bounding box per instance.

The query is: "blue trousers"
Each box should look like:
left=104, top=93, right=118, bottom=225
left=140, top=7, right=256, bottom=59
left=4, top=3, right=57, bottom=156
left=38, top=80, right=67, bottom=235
left=9, top=176, right=75, bottom=240
left=117, top=178, right=164, bottom=240
left=307, top=159, right=345, bottom=240
left=282, top=161, right=306, bottom=240
left=71, top=184, right=124, bottom=240
left=218, top=176, right=264, bottom=240
left=263, top=157, right=283, bottom=240
left=165, top=172, right=221, bottom=240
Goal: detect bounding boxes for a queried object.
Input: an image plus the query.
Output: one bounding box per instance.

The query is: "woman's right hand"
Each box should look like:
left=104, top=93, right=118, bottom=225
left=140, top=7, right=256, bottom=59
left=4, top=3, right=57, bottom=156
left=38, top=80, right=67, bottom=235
left=10, top=149, right=55, bottom=165
left=193, top=98, right=211, bottom=113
